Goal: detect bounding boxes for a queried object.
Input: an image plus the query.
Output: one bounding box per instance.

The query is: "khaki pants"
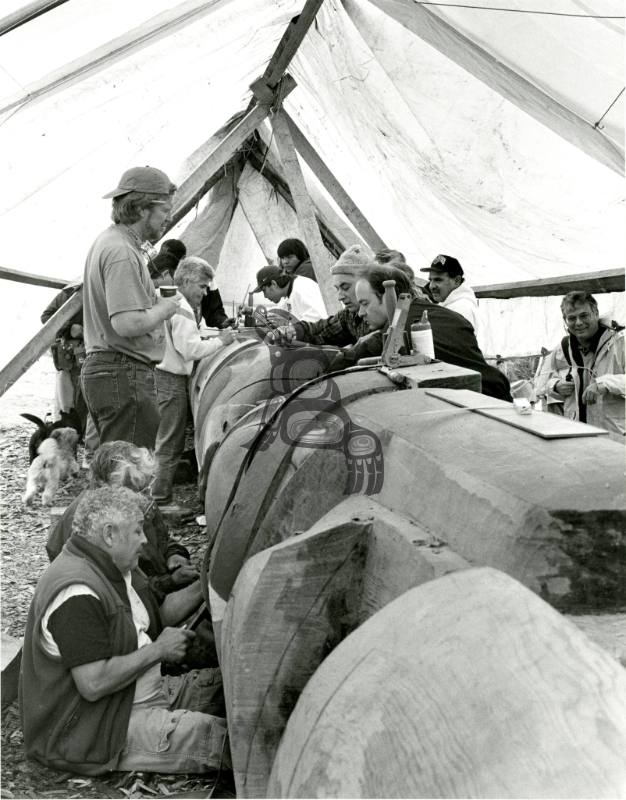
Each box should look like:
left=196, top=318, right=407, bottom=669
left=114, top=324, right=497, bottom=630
left=117, top=668, right=229, bottom=774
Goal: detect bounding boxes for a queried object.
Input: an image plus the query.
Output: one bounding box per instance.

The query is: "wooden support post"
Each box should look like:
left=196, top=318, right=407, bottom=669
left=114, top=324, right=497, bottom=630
left=248, top=0, right=325, bottom=102
left=270, top=108, right=338, bottom=312
left=474, top=268, right=625, bottom=299
left=0, top=265, right=71, bottom=290
left=169, top=75, right=296, bottom=229
left=0, top=289, right=82, bottom=399
left=284, top=112, right=386, bottom=253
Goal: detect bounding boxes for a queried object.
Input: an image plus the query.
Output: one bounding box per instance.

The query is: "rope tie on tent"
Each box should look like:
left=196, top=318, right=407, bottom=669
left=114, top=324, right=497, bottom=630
left=411, top=2, right=624, bottom=18
left=594, top=88, right=624, bottom=131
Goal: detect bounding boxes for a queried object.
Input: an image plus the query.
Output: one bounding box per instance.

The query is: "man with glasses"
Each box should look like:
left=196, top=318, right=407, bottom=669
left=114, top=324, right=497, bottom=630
left=546, top=291, right=624, bottom=442
left=81, top=167, right=180, bottom=448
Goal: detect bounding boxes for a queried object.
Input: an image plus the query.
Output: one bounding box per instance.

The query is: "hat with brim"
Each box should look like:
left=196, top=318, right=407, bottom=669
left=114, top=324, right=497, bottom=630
left=103, top=166, right=175, bottom=199
left=253, top=265, right=283, bottom=293
left=420, top=254, right=463, bottom=277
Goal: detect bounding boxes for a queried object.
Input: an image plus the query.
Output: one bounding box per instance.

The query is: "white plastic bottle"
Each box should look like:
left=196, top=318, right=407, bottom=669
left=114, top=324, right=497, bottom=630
left=410, top=310, right=435, bottom=359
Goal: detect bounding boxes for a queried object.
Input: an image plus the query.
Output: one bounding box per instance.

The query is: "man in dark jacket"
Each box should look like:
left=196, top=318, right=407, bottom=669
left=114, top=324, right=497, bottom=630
left=339, top=266, right=512, bottom=401
left=21, top=486, right=226, bottom=777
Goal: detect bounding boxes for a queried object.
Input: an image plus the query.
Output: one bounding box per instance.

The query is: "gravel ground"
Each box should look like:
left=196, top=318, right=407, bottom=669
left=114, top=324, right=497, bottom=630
left=0, top=357, right=233, bottom=799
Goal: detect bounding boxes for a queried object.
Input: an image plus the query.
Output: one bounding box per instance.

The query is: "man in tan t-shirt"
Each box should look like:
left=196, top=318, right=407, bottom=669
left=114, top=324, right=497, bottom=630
left=81, top=166, right=180, bottom=448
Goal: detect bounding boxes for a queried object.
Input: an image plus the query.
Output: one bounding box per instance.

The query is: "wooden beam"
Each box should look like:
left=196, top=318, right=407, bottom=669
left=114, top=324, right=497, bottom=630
left=474, top=268, right=625, bottom=300
left=0, top=0, right=235, bottom=115
left=270, top=108, right=337, bottom=312
left=0, top=0, right=69, bottom=36
left=0, top=289, right=82, bottom=399
left=356, top=0, right=624, bottom=176
left=0, top=265, right=70, bottom=290
left=253, top=0, right=324, bottom=93
left=284, top=112, right=386, bottom=252
left=168, top=75, right=296, bottom=229
left=247, top=145, right=352, bottom=257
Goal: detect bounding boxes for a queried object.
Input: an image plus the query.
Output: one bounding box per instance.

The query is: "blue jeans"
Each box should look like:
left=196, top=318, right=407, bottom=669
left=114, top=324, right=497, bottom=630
left=152, top=369, right=188, bottom=502
left=81, top=352, right=159, bottom=449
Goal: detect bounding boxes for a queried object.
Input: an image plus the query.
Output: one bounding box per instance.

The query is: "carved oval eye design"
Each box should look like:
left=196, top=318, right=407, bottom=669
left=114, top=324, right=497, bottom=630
left=286, top=411, right=344, bottom=445
left=347, top=432, right=378, bottom=457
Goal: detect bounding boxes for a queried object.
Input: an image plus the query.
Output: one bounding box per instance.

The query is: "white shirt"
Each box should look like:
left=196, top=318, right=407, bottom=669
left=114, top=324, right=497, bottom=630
left=441, top=282, right=484, bottom=346
left=157, top=294, right=225, bottom=375
left=279, top=275, right=326, bottom=322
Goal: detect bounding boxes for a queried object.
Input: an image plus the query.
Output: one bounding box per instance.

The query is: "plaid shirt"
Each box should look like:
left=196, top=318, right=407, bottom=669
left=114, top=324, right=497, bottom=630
left=295, top=307, right=370, bottom=347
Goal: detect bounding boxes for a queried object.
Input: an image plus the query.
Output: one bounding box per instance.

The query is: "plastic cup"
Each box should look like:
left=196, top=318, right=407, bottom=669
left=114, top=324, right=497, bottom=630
left=159, top=286, right=177, bottom=298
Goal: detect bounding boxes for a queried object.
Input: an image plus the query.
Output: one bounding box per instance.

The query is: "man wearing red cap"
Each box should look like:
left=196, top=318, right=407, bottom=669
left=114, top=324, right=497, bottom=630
left=81, top=167, right=179, bottom=449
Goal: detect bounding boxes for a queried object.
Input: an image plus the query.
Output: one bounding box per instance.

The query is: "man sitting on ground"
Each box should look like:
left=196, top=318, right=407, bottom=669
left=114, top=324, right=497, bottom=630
left=253, top=265, right=326, bottom=323
left=21, top=486, right=227, bottom=776
left=420, top=254, right=482, bottom=338
left=545, top=291, right=624, bottom=442
left=337, top=265, right=511, bottom=401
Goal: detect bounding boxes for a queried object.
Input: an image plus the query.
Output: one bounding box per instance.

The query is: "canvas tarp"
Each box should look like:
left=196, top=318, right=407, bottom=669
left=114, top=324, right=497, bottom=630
left=0, top=0, right=623, bottom=360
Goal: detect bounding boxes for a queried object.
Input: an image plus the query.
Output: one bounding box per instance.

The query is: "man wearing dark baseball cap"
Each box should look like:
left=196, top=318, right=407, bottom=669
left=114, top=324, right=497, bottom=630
left=81, top=166, right=180, bottom=449
left=420, top=254, right=482, bottom=339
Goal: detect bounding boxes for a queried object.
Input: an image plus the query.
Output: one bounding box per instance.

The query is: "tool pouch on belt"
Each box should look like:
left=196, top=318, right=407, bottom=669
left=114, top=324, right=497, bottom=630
left=51, top=338, right=72, bottom=371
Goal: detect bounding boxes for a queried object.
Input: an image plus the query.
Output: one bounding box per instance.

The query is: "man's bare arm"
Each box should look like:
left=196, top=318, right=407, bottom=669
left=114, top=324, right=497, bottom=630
left=159, top=580, right=203, bottom=627
left=111, top=296, right=179, bottom=338
left=71, top=627, right=193, bottom=702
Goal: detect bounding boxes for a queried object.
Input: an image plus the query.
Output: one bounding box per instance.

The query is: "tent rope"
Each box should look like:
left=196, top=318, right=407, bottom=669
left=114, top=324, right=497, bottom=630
left=412, top=2, right=624, bottom=18
left=594, top=88, right=624, bottom=130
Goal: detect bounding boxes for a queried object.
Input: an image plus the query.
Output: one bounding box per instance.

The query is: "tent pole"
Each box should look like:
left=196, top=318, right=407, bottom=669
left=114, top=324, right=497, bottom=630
left=248, top=140, right=359, bottom=256
left=284, top=113, right=386, bottom=253
left=270, top=108, right=338, bottom=312
left=168, top=75, right=296, bottom=229
left=0, top=0, right=68, bottom=36
left=0, top=289, right=82, bottom=399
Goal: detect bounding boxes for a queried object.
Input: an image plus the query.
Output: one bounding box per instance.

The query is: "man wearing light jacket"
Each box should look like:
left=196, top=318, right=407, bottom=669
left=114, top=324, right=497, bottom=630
left=152, top=257, right=235, bottom=506
left=420, top=254, right=482, bottom=341
left=546, top=291, right=624, bottom=442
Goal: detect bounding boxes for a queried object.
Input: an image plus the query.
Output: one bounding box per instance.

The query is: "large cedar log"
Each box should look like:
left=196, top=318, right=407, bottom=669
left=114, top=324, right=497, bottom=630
left=268, top=568, right=626, bottom=799
left=222, top=499, right=469, bottom=797
left=207, top=385, right=626, bottom=614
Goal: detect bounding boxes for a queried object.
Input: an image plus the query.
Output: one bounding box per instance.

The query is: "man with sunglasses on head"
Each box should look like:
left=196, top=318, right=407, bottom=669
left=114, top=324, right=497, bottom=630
left=81, top=167, right=180, bottom=449
left=546, top=291, right=624, bottom=442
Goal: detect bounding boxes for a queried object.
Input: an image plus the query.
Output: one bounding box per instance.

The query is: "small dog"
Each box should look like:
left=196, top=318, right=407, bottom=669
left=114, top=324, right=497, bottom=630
left=22, top=427, right=80, bottom=506
left=21, top=411, right=82, bottom=464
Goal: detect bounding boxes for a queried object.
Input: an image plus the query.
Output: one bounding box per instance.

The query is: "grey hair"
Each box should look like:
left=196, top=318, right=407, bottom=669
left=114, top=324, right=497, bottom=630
left=89, top=441, right=155, bottom=491
left=72, top=486, right=145, bottom=542
left=561, top=291, right=598, bottom=315
left=174, top=256, right=215, bottom=287
left=111, top=191, right=171, bottom=225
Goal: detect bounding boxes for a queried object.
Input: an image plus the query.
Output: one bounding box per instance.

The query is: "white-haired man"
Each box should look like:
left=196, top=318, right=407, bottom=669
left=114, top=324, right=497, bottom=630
left=81, top=167, right=181, bottom=450
left=20, top=486, right=227, bottom=776
left=152, top=257, right=235, bottom=506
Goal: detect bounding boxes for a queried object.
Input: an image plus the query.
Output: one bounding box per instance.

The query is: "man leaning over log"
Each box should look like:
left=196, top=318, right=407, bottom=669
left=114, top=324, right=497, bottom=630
left=81, top=167, right=181, bottom=449
left=20, top=486, right=228, bottom=777
left=335, top=265, right=512, bottom=401
left=267, top=244, right=373, bottom=347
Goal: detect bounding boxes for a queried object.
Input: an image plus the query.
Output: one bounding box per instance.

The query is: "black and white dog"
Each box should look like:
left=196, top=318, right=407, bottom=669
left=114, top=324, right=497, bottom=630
left=21, top=411, right=82, bottom=464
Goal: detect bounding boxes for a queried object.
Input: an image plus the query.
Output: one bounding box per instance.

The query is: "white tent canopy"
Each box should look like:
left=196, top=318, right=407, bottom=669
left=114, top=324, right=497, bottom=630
left=0, top=0, right=623, bottom=359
